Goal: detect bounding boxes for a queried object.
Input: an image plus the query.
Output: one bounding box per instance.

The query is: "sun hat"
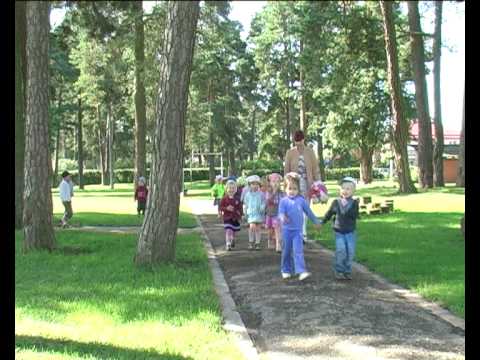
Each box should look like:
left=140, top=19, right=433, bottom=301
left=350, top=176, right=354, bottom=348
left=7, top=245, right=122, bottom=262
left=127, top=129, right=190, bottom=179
left=340, top=176, right=357, bottom=186
left=225, top=179, right=237, bottom=189
left=268, top=173, right=283, bottom=183
left=226, top=175, right=237, bottom=182
left=215, top=175, right=223, bottom=181
left=246, top=175, right=261, bottom=184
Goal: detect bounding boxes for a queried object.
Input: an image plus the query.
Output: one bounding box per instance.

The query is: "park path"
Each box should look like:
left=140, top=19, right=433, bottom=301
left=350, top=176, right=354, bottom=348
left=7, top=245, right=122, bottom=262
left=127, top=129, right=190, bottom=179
left=194, top=199, right=465, bottom=360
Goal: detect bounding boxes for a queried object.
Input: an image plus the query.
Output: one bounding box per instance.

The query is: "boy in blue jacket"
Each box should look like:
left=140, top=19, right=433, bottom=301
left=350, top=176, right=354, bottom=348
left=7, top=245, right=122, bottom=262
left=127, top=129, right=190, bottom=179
left=319, top=177, right=360, bottom=280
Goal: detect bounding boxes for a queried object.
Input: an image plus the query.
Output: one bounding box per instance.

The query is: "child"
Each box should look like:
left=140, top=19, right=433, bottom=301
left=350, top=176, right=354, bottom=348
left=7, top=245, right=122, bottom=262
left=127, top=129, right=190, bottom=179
left=219, top=180, right=243, bottom=251
left=134, top=176, right=148, bottom=215
left=59, top=170, right=74, bottom=228
left=319, top=177, right=360, bottom=280
left=211, top=175, right=225, bottom=217
left=243, top=175, right=266, bottom=250
left=265, top=173, right=285, bottom=252
left=279, top=172, right=321, bottom=281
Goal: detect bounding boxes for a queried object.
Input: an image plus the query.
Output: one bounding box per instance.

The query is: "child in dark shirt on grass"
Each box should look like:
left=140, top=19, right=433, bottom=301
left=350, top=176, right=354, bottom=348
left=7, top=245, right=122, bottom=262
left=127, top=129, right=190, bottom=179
left=319, top=177, right=360, bottom=280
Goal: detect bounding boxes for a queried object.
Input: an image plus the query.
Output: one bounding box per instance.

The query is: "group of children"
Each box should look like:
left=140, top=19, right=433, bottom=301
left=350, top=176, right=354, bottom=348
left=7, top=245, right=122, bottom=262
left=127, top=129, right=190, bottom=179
left=213, top=173, right=360, bottom=281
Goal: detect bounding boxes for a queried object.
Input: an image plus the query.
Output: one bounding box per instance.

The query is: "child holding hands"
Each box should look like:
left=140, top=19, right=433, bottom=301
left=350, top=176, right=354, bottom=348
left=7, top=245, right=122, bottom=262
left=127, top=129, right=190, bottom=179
left=318, top=177, right=360, bottom=280
left=279, top=172, right=321, bottom=281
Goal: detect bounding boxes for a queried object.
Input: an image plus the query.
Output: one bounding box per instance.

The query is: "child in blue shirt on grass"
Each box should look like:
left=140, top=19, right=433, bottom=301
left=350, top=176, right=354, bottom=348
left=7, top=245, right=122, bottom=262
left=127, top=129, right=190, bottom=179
left=278, top=172, right=321, bottom=281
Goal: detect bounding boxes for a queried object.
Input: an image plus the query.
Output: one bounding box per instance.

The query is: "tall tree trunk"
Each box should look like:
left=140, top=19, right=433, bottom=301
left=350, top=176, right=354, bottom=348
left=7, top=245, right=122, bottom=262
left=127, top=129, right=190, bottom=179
left=380, top=1, right=417, bottom=193
left=53, top=124, right=60, bottom=186
left=52, top=89, right=63, bottom=186
left=208, top=80, right=215, bottom=186
left=285, top=98, right=291, bottom=145
left=408, top=1, right=433, bottom=188
left=228, top=149, right=236, bottom=176
left=23, top=1, right=56, bottom=251
left=317, top=131, right=326, bottom=181
left=97, top=105, right=108, bottom=185
left=432, top=1, right=444, bottom=187
left=299, top=39, right=307, bottom=137
left=135, top=1, right=199, bottom=266
left=77, top=97, right=84, bottom=189
left=456, top=86, right=464, bottom=187
left=359, top=147, right=374, bottom=184
left=107, top=103, right=114, bottom=189
left=15, top=1, right=27, bottom=229
left=249, top=106, right=256, bottom=161
left=133, top=0, right=147, bottom=189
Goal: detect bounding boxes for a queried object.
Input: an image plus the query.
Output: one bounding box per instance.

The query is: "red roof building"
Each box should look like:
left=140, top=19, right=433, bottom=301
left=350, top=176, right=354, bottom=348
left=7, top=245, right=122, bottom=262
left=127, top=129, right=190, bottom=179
left=409, top=121, right=460, bottom=145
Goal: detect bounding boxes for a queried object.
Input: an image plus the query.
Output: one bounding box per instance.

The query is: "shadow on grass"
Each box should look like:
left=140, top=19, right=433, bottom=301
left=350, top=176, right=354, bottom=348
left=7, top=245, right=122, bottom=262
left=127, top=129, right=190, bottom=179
left=15, top=232, right=218, bottom=324
left=52, top=212, right=197, bottom=228
left=15, top=335, right=192, bottom=360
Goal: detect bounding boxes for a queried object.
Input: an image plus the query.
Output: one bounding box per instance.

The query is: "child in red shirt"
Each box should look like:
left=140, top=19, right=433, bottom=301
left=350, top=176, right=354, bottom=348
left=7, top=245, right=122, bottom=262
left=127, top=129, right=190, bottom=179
left=134, top=176, right=148, bottom=215
left=219, top=180, right=243, bottom=251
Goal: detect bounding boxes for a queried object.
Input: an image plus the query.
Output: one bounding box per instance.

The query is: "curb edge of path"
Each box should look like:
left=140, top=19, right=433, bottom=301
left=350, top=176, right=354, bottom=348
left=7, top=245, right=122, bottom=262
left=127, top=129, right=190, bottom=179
left=195, top=215, right=261, bottom=360
left=307, top=241, right=465, bottom=332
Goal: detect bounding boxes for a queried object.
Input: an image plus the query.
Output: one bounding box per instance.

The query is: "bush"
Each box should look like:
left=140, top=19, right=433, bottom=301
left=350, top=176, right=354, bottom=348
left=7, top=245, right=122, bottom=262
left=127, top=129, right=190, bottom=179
left=242, top=159, right=283, bottom=171
left=57, top=158, right=78, bottom=171
left=324, top=167, right=360, bottom=181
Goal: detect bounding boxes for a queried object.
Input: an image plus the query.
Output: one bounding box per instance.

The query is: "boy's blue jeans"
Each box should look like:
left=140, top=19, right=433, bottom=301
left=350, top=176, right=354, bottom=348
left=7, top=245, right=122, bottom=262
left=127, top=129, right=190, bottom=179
left=281, top=229, right=307, bottom=274
left=334, top=231, right=356, bottom=274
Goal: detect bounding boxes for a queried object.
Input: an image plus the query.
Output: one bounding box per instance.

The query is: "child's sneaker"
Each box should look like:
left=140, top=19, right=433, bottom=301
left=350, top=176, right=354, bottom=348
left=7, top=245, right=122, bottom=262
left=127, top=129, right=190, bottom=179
left=335, top=272, right=345, bottom=280
left=248, top=243, right=254, bottom=250
left=299, top=272, right=311, bottom=281
left=226, top=244, right=232, bottom=251
left=255, top=243, right=261, bottom=251
left=282, top=272, right=292, bottom=279
left=231, top=239, right=235, bottom=248
left=343, top=273, right=352, bottom=280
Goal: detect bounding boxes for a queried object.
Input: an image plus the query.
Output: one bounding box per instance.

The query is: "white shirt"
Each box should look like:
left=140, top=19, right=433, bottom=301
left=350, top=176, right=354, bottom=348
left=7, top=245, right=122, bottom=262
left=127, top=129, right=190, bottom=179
left=59, top=179, right=73, bottom=202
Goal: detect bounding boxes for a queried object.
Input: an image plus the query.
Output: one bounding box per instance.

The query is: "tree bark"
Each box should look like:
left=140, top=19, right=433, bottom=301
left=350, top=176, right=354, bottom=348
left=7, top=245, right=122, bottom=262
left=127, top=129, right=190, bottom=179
left=97, top=105, right=108, bottom=185
left=407, top=1, right=433, bottom=188
left=135, top=1, right=199, bottom=266
left=15, top=1, right=27, bottom=229
left=456, top=85, right=464, bottom=187
left=432, top=1, right=444, bottom=186
left=249, top=106, right=256, bottom=161
left=359, top=147, right=374, bottom=184
left=208, top=80, right=215, bottom=186
left=379, top=1, right=417, bottom=193
left=317, top=131, right=326, bottom=181
left=299, top=39, right=307, bottom=137
left=107, top=103, right=114, bottom=189
left=133, top=0, right=147, bottom=189
left=77, top=97, right=84, bottom=189
left=23, top=1, right=56, bottom=251
left=53, top=123, right=60, bottom=185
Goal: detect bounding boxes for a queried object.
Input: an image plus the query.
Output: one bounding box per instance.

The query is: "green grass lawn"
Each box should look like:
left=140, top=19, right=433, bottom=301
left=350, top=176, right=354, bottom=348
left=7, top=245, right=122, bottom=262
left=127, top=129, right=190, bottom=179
left=309, top=182, right=465, bottom=318
left=52, top=184, right=197, bottom=228
left=15, top=230, right=246, bottom=360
